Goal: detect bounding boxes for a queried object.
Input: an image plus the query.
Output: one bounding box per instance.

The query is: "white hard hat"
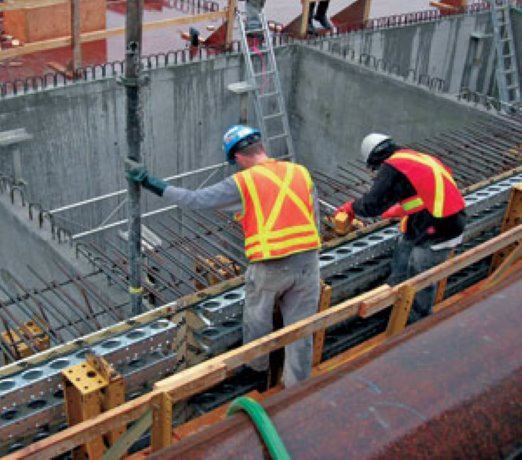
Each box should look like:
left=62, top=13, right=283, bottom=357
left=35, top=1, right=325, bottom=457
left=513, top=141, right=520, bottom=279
left=360, top=133, right=392, bottom=164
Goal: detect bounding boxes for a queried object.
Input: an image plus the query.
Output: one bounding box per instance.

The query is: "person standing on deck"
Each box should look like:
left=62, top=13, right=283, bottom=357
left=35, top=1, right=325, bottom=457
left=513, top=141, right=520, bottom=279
left=127, top=125, right=322, bottom=387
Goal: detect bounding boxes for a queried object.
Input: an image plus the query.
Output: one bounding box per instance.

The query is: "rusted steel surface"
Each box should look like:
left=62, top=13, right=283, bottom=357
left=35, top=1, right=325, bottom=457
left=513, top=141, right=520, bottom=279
left=153, top=271, right=522, bottom=459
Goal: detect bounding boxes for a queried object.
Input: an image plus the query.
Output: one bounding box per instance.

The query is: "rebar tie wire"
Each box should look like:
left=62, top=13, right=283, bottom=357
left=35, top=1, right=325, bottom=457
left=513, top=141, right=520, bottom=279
left=227, top=396, right=291, bottom=460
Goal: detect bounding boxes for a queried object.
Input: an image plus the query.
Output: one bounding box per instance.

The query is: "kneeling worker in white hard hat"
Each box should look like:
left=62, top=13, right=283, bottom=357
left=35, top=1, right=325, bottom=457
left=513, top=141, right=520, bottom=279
left=336, top=133, right=467, bottom=323
left=127, top=125, right=322, bottom=388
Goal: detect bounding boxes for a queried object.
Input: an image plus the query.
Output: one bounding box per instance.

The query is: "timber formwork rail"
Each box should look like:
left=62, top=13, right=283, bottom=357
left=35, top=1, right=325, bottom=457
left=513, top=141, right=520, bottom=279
left=6, top=220, right=521, bottom=460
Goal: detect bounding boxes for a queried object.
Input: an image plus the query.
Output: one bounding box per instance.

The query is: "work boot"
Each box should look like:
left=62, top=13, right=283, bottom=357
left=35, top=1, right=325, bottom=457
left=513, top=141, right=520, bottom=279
left=314, top=15, right=333, bottom=30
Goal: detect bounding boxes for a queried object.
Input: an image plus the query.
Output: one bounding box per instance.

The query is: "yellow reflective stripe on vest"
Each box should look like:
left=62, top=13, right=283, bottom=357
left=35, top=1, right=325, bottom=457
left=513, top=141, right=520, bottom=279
left=391, top=152, right=455, bottom=217
left=402, top=196, right=424, bottom=212
left=254, top=164, right=314, bottom=228
left=264, top=163, right=296, bottom=231
left=243, top=169, right=270, bottom=258
left=245, top=234, right=319, bottom=258
left=245, top=223, right=318, bottom=246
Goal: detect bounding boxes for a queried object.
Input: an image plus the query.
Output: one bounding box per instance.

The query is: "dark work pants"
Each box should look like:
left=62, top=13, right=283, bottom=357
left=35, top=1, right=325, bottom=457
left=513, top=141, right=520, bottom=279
left=387, top=237, right=451, bottom=323
left=309, top=1, right=330, bottom=21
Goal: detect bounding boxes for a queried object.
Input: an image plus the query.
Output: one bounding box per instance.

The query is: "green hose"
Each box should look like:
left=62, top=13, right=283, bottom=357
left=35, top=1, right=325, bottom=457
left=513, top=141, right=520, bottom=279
left=226, top=396, right=291, bottom=460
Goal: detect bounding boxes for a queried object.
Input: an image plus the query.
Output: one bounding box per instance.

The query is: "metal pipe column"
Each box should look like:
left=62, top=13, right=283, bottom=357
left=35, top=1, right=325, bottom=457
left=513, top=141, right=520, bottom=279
left=124, top=0, right=145, bottom=316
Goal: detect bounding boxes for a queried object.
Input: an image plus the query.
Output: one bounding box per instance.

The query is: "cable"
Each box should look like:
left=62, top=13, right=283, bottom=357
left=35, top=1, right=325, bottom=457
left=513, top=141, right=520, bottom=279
left=226, top=396, right=291, bottom=460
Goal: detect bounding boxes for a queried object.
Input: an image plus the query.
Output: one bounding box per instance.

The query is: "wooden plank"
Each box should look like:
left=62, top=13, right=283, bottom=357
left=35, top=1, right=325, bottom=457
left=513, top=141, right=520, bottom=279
left=0, top=10, right=226, bottom=60
left=429, top=1, right=458, bottom=11
left=313, top=282, right=332, bottom=366
left=151, top=392, right=173, bottom=452
left=224, top=0, right=236, bottom=49
left=385, top=284, right=416, bottom=337
left=485, top=245, right=522, bottom=290
left=101, top=410, right=153, bottom=460
left=434, top=249, right=454, bottom=304
left=0, top=0, right=67, bottom=12
left=490, top=184, right=522, bottom=271
left=299, top=0, right=312, bottom=38
left=70, top=0, right=81, bottom=75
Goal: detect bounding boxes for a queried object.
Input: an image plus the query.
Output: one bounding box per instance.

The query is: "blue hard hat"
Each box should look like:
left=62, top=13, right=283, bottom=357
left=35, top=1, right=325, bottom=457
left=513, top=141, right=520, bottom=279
left=223, top=125, right=261, bottom=165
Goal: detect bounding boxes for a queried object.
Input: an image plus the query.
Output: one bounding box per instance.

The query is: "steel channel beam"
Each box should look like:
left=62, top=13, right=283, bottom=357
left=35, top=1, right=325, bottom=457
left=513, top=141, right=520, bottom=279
left=0, top=348, right=181, bottom=445
left=0, top=319, right=178, bottom=423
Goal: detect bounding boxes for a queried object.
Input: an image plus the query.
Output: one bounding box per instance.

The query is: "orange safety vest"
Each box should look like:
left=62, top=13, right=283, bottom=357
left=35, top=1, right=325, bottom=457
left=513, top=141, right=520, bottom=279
left=384, top=149, right=466, bottom=233
left=233, top=159, right=321, bottom=261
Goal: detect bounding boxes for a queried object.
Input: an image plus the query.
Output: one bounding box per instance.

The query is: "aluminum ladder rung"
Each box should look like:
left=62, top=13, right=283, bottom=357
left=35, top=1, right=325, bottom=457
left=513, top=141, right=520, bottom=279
left=248, top=47, right=269, bottom=56
left=267, top=133, right=288, bottom=142
left=258, top=91, right=278, bottom=99
left=253, top=69, right=276, bottom=78
left=263, top=112, right=284, bottom=121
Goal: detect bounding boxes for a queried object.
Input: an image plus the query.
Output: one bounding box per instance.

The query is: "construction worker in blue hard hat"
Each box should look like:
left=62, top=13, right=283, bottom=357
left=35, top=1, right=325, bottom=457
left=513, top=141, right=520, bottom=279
left=335, top=133, right=467, bottom=323
left=127, top=125, right=322, bottom=389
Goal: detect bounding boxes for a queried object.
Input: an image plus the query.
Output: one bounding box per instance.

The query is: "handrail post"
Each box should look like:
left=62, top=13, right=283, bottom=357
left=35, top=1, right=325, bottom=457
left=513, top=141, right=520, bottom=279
left=151, top=392, right=173, bottom=452
left=300, top=0, right=312, bottom=38
left=385, top=284, right=416, bottom=337
left=225, top=0, right=237, bottom=49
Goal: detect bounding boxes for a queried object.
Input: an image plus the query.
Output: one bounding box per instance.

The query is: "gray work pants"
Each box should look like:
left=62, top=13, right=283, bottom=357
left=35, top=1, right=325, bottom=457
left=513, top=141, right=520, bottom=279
left=243, top=250, right=320, bottom=387
left=388, top=237, right=451, bottom=323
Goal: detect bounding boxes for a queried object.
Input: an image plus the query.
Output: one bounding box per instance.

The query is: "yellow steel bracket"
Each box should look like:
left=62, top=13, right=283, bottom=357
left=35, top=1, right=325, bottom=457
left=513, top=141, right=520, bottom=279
left=490, top=183, right=522, bottom=272
left=385, top=284, right=416, bottom=337
left=62, top=353, right=125, bottom=459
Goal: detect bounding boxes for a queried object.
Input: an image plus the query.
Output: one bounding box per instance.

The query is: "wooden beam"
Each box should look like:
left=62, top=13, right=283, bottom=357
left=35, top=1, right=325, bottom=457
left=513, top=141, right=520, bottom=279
left=151, top=392, right=173, bottom=452
left=490, top=183, right=522, bottom=271
left=434, top=249, right=454, bottom=304
left=0, top=10, right=226, bottom=61
left=6, top=224, right=522, bottom=460
left=225, top=0, right=237, bottom=49
left=299, top=0, right=312, bottom=38
left=313, top=282, right=332, bottom=366
left=70, top=0, right=81, bottom=77
left=385, top=284, right=416, bottom=337
left=429, top=1, right=458, bottom=11
left=0, top=0, right=68, bottom=12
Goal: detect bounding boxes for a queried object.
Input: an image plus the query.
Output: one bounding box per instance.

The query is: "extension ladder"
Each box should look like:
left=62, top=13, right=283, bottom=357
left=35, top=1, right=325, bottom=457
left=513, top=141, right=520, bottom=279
left=490, top=0, right=520, bottom=109
left=236, top=11, right=296, bottom=161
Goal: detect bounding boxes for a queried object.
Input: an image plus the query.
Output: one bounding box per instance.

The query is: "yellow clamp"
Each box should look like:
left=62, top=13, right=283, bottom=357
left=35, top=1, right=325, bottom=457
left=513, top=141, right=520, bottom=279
left=129, top=286, right=144, bottom=294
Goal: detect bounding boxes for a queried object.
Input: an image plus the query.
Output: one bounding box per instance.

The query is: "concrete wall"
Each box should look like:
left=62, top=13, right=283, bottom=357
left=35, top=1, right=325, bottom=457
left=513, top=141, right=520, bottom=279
left=288, top=44, right=497, bottom=175
left=320, top=9, right=522, bottom=96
